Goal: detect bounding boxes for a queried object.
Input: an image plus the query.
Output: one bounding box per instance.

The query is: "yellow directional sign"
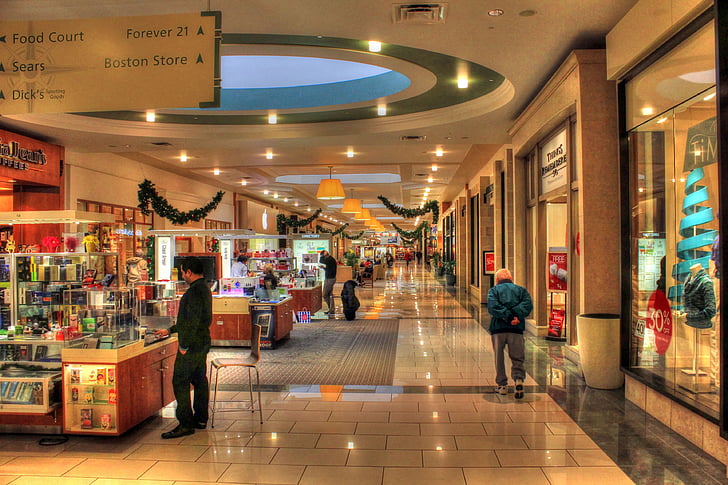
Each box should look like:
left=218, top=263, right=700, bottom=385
left=0, top=11, right=220, bottom=114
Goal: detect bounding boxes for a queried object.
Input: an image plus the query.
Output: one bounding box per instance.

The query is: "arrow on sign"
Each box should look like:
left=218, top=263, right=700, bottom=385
left=0, top=63, right=4, bottom=72
left=0, top=35, right=6, bottom=43
left=196, top=54, right=204, bottom=64
left=0, top=91, right=5, bottom=100
left=197, top=26, right=205, bottom=35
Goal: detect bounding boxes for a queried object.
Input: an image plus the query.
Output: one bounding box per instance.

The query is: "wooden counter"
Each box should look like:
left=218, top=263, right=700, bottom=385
left=288, top=284, right=322, bottom=314
left=211, top=296, right=252, bottom=347
left=62, top=338, right=178, bottom=436
left=249, top=297, right=294, bottom=349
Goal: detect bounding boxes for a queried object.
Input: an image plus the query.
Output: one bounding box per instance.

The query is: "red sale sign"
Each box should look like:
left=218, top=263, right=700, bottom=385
left=646, top=290, right=672, bottom=354
left=548, top=252, right=568, bottom=291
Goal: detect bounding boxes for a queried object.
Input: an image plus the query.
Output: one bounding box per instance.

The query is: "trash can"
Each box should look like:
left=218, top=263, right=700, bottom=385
left=576, top=313, right=624, bottom=389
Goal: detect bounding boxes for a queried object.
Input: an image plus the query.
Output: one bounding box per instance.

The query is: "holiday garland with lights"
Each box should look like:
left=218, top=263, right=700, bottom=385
left=138, top=179, right=224, bottom=225
left=342, top=230, right=366, bottom=240
left=276, top=209, right=322, bottom=233
left=377, top=195, right=439, bottom=223
left=316, top=223, right=349, bottom=236
left=392, top=221, right=430, bottom=244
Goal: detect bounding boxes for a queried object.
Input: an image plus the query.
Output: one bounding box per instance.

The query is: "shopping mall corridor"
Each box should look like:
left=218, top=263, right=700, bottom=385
left=0, top=264, right=726, bottom=484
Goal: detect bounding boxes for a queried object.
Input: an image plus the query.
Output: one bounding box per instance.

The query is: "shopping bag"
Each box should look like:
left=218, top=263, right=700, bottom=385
left=296, top=308, right=311, bottom=323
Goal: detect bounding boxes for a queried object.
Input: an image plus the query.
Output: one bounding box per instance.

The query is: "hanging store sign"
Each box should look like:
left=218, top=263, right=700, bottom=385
left=156, top=235, right=172, bottom=281
left=0, top=11, right=220, bottom=114
left=219, top=239, right=232, bottom=278
left=540, top=129, right=568, bottom=194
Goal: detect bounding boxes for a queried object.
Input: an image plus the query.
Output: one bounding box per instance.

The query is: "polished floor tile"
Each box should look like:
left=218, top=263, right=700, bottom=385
left=423, top=450, right=500, bottom=467
left=64, top=458, right=155, bottom=479
left=383, top=467, right=466, bottom=485
left=347, top=449, right=422, bottom=467
left=463, top=467, right=550, bottom=485
left=218, top=463, right=304, bottom=484
left=298, top=465, right=383, bottom=485
left=139, top=461, right=230, bottom=482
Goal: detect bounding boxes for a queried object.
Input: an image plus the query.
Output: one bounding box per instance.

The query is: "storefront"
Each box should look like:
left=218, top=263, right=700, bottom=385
left=613, top=0, right=728, bottom=457
left=508, top=50, right=620, bottom=345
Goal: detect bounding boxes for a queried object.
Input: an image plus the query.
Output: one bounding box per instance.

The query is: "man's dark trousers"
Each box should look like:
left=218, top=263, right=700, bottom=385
left=172, top=348, right=209, bottom=429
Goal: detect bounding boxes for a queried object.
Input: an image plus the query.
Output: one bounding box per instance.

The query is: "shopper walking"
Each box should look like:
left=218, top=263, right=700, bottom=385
left=416, top=250, right=422, bottom=265
left=320, top=250, right=338, bottom=317
left=487, top=268, right=533, bottom=399
left=404, top=250, right=413, bottom=268
left=156, top=257, right=213, bottom=438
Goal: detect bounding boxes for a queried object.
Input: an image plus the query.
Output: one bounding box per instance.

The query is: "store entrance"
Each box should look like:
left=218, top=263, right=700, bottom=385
left=545, top=198, right=568, bottom=341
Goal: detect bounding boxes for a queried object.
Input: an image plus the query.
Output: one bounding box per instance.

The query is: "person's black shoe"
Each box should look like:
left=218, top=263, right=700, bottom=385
left=161, top=426, right=195, bottom=439
left=194, top=422, right=207, bottom=429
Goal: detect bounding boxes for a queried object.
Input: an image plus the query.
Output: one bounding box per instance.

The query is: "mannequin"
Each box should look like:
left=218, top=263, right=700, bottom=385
left=680, top=263, right=716, bottom=387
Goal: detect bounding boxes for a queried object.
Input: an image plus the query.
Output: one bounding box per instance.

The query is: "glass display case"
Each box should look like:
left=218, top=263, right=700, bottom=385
left=63, top=361, right=119, bottom=433
left=0, top=368, right=62, bottom=414
left=14, top=252, right=119, bottom=332
left=133, top=281, right=182, bottom=345
left=62, top=288, right=135, bottom=347
left=247, top=257, right=297, bottom=274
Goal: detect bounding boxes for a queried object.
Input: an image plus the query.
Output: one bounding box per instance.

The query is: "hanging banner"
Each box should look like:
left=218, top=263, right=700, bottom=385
left=547, top=252, right=568, bottom=291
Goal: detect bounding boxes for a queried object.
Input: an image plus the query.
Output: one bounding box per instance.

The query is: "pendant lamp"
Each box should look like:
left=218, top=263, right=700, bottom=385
left=316, top=166, right=346, bottom=200
left=355, top=208, right=371, bottom=220
left=342, top=189, right=362, bottom=214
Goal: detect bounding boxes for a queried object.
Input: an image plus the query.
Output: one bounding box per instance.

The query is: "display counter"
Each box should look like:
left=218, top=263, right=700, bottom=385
left=288, top=283, right=322, bottom=314
left=211, top=295, right=252, bottom=346
left=249, top=297, right=294, bottom=349
left=61, top=337, right=178, bottom=436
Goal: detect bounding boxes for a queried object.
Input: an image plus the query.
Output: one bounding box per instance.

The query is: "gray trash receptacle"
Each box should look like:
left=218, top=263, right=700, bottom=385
left=576, top=313, right=624, bottom=389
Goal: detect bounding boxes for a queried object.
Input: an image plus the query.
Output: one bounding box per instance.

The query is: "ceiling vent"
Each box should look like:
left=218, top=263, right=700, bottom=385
left=400, top=135, right=427, bottom=141
left=392, top=3, right=447, bottom=24
left=150, top=141, right=172, bottom=146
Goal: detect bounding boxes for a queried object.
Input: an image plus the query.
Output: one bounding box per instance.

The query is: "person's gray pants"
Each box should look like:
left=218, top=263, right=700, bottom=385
left=322, top=278, right=336, bottom=314
left=491, top=332, right=526, bottom=386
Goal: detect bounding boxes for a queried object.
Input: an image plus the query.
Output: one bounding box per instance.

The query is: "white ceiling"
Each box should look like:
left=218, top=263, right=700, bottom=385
left=0, top=0, right=637, bottom=230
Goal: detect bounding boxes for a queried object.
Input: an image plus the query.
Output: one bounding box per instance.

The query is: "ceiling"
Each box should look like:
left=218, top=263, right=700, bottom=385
left=0, top=0, right=637, bottom=231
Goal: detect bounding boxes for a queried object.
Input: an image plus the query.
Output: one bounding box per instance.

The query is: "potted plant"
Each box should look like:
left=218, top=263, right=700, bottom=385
left=343, top=249, right=359, bottom=267
left=442, top=260, right=456, bottom=286
left=431, top=251, right=442, bottom=275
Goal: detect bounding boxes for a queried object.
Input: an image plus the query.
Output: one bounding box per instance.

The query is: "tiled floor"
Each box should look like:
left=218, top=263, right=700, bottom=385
left=0, top=264, right=725, bottom=484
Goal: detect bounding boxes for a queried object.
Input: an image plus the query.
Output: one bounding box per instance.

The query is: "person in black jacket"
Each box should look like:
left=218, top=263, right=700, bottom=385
left=341, top=279, right=360, bottom=321
left=319, top=250, right=338, bottom=316
left=156, top=257, right=213, bottom=439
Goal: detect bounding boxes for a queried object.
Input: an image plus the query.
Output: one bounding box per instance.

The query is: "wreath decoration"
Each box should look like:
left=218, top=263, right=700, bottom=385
left=276, top=209, right=322, bottom=233
left=377, top=195, right=439, bottom=223
left=316, top=223, right=349, bottom=236
left=138, top=179, right=224, bottom=225
left=392, top=221, right=430, bottom=244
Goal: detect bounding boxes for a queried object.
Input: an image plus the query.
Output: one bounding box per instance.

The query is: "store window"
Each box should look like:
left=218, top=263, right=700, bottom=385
left=78, top=200, right=153, bottom=265
left=626, top=21, right=719, bottom=417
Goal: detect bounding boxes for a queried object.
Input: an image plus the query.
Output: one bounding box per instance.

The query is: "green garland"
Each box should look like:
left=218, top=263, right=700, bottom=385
left=392, top=221, right=430, bottom=244
left=138, top=179, right=224, bottom=225
left=276, top=209, right=322, bottom=233
left=377, top=195, right=439, bottom=223
left=342, top=230, right=366, bottom=240
left=316, top=223, right=349, bottom=236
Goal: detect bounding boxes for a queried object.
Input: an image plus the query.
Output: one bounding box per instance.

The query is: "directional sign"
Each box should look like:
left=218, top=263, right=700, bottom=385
left=0, top=11, right=220, bottom=114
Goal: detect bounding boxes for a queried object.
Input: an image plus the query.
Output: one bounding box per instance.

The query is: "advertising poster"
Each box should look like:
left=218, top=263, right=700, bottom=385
left=547, top=252, right=568, bottom=291
left=547, top=309, right=565, bottom=339
left=646, top=288, right=672, bottom=355
left=483, top=251, right=495, bottom=275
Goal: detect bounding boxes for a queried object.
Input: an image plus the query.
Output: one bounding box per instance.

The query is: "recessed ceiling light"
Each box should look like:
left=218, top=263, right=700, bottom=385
left=241, top=180, right=247, bottom=186
left=368, top=40, right=382, bottom=52
left=427, top=176, right=434, bottom=183
left=268, top=113, right=277, bottom=124
left=377, top=105, right=387, bottom=116
left=294, top=201, right=299, bottom=207
left=284, top=197, right=289, bottom=202
left=213, top=168, right=220, bottom=175
left=457, top=77, right=469, bottom=89
left=145, top=110, right=155, bottom=122
left=488, top=9, right=504, bottom=16
left=273, top=193, right=279, bottom=199
left=263, top=189, right=270, bottom=195
left=347, top=147, right=354, bottom=158
left=180, top=154, right=188, bottom=162
left=435, top=147, right=443, bottom=157
left=266, top=149, right=274, bottom=159
left=432, top=164, right=438, bottom=172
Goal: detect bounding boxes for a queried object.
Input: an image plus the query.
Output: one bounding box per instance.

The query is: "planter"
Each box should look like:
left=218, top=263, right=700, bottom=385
left=436, top=268, right=444, bottom=277
left=576, top=313, right=623, bottom=389
left=445, top=274, right=456, bottom=286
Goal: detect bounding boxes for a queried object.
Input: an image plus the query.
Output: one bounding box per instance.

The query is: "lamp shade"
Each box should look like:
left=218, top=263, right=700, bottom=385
left=342, top=197, right=362, bottom=213
left=316, top=178, right=346, bottom=200
left=354, top=208, right=371, bottom=220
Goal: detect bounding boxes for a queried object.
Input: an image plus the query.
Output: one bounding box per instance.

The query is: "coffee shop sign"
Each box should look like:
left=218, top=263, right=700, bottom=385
left=0, top=138, right=48, bottom=170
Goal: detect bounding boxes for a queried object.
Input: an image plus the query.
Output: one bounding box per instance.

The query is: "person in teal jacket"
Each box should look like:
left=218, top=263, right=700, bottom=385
left=487, top=268, right=533, bottom=399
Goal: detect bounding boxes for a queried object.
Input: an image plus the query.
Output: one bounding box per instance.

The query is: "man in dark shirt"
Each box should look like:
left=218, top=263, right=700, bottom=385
left=157, top=257, right=213, bottom=439
left=320, top=250, right=338, bottom=317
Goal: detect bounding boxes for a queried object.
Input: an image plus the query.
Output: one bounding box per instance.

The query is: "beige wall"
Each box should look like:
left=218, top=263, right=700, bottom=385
left=66, top=151, right=235, bottom=228
left=606, top=0, right=713, bottom=79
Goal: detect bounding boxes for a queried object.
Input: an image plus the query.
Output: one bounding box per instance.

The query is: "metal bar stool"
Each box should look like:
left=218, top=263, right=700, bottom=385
left=209, top=324, right=263, bottom=427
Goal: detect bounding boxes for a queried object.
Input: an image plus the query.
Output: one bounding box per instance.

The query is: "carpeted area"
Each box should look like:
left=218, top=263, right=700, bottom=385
left=208, top=319, right=399, bottom=386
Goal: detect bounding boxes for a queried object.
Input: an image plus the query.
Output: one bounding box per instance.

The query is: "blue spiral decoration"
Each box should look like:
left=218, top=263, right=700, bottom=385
left=668, top=167, right=718, bottom=306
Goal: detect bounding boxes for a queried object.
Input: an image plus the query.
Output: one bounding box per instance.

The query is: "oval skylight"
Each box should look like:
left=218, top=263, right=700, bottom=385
left=222, top=56, right=392, bottom=88
left=276, top=173, right=402, bottom=184
left=211, top=55, right=411, bottom=110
